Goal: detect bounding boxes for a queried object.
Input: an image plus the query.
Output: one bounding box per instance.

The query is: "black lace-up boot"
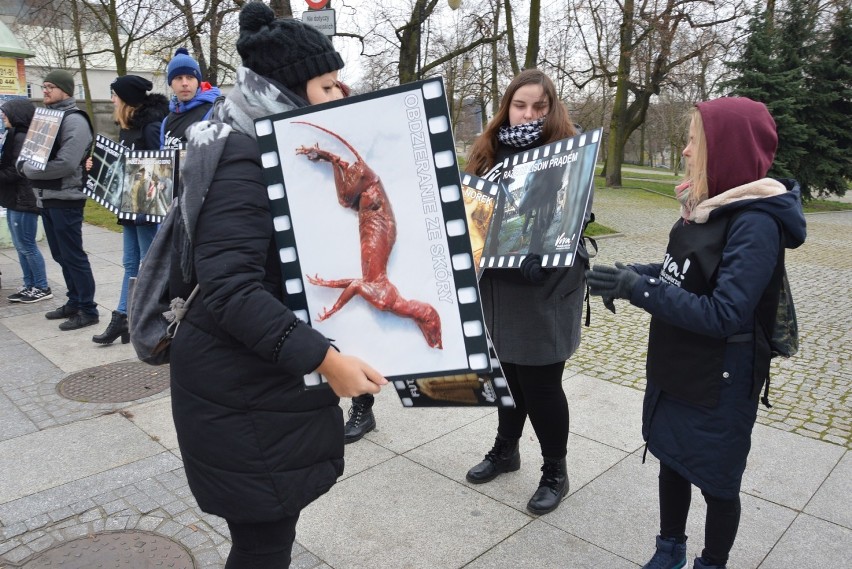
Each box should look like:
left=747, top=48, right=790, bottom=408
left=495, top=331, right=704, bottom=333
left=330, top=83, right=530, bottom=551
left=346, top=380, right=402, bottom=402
left=526, top=456, right=568, bottom=514
left=466, top=434, right=521, bottom=484
left=344, top=394, right=376, bottom=444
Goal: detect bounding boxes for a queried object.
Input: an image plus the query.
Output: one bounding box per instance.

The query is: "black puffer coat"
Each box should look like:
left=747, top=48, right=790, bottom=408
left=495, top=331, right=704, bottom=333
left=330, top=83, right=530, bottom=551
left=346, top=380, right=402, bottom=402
left=168, top=132, right=343, bottom=523
left=0, top=99, right=38, bottom=213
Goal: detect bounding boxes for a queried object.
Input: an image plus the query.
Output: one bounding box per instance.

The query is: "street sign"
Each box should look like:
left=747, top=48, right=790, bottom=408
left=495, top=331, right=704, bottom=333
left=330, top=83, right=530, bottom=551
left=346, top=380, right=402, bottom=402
left=302, top=8, right=336, bottom=36
left=305, top=0, right=330, bottom=9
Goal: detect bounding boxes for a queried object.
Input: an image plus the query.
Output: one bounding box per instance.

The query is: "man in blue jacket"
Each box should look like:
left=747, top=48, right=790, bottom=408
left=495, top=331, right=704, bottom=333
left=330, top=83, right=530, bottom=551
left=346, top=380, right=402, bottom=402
left=18, top=69, right=98, bottom=330
left=160, top=48, right=222, bottom=149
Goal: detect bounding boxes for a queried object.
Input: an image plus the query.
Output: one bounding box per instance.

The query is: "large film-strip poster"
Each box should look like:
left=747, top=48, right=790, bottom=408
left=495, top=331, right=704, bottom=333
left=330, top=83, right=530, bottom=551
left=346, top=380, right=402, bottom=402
left=481, top=128, right=602, bottom=269
left=85, top=134, right=177, bottom=223
left=19, top=108, right=63, bottom=170
left=256, top=79, right=495, bottom=405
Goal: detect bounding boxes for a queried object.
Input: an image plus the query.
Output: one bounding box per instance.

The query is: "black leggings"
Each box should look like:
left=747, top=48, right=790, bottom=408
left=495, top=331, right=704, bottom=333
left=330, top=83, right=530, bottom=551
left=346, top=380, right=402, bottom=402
left=658, top=462, right=741, bottom=566
left=496, top=361, right=569, bottom=458
left=225, top=515, right=300, bottom=569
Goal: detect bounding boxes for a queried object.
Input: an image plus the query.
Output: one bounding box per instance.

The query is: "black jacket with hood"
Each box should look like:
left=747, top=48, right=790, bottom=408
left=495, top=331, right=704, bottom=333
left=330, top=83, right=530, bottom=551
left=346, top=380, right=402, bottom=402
left=0, top=99, right=38, bottom=213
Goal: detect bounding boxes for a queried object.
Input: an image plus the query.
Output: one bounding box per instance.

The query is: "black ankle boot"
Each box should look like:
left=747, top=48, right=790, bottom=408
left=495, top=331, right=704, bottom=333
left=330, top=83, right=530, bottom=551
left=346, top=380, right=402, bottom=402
left=92, top=310, right=129, bottom=345
left=344, top=394, right=376, bottom=444
left=466, top=434, right=521, bottom=484
left=526, top=456, right=569, bottom=515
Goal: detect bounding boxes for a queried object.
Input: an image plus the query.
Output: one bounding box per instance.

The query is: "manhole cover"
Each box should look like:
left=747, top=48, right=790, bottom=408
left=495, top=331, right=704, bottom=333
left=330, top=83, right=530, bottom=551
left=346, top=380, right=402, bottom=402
left=17, top=531, right=195, bottom=568
left=57, top=361, right=170, bottom=403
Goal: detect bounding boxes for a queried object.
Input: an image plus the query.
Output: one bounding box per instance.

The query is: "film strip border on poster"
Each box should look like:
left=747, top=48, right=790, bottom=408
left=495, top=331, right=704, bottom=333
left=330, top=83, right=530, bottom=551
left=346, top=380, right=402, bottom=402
left=20, top=108, right=64, bottom=169
left=460, top=173, right=500, bottom=199
left=481, top=128, right=602, bottom=271
left=117, top=149, right=177, bottom=223
left=255, top=78, right=490, bottom=387
left=392, top=331, right=515, bottom=408
left=84, top=135, right=123, bottom=215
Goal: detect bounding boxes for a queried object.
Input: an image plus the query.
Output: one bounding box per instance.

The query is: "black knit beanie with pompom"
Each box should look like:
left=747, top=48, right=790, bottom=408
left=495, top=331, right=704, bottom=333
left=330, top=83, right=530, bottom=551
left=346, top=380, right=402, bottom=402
left=237, top=1, right=344, bottom=90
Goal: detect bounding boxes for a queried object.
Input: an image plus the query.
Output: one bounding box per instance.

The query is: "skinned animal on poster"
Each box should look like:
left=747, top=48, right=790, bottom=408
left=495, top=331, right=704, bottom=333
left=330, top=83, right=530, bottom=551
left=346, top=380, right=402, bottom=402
left=294, top=121, right=443, bottom=349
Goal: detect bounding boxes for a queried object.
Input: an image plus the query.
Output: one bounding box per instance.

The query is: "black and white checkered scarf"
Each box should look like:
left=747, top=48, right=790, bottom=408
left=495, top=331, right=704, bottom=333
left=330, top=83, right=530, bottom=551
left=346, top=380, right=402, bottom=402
left=497, top=117, right=545, bottom=148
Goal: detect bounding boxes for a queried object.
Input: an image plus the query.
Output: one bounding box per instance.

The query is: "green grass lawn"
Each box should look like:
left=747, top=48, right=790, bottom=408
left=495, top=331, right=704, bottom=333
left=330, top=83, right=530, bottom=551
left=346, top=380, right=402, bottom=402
left=84, top=201, right=120, bottom=231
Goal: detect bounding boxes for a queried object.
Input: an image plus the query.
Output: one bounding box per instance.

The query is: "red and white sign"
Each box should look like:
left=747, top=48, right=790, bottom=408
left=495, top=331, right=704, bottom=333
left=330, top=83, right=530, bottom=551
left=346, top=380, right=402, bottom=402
left=306, top=0, right=329, bottom=9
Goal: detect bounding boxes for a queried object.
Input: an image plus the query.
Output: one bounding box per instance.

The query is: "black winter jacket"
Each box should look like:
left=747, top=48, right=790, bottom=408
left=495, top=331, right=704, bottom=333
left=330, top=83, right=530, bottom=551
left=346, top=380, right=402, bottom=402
left=0, top=99, right=38, bottom=213
left=168, top=132, right=342, bottom=523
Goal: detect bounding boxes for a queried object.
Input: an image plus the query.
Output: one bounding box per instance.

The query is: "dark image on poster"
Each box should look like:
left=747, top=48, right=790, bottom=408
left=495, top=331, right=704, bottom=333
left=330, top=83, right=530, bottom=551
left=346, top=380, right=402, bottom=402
left=85, top=134, right=126, bottom=213
left=84, top=134, right=176, bottom=223
left=481, top=128, right=601, bottom=269
left=119, top=152, right=175, bottom=222
left=19, top=108, right=63, bottom=170
left=392, top=331, right=515, bottom=408
left=255, top=79, right=492, bottom=399
left=460, top=173, right=499, bottom=279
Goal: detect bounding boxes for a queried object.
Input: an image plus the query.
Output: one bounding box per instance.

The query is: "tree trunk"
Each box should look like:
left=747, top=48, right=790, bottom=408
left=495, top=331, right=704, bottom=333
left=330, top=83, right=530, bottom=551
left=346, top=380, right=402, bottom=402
left=69, top=0, right=95, bottom=127
left=523, top=0, right=540, bottom=69
left=604, top=0, right=634, bottom=187
left=503, top=0, right=520, bottom=75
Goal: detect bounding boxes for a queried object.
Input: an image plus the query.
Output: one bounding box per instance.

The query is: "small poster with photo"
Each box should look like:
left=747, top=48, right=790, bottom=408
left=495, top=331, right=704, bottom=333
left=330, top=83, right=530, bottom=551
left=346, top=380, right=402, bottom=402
left=460, top=173, right=499, bottom=279
left=391, top=331, right=514, bottom=408
left=255, top=78, right=494, bottom=403
left=19, top=108, right=63, bottom=170
left=84, top=134, right=177, bottom=222
left=480, top=128, right=602, bottom=269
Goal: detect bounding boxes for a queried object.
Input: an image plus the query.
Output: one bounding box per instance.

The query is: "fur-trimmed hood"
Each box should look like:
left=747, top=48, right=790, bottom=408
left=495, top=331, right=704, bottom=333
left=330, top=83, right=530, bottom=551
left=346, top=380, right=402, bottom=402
left=129, top=93, right=169, bottom=130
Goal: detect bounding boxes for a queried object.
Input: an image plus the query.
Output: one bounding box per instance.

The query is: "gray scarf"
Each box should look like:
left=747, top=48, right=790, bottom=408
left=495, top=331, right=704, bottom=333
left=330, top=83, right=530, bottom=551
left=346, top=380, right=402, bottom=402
left=178, top=66, right=305, bottom=282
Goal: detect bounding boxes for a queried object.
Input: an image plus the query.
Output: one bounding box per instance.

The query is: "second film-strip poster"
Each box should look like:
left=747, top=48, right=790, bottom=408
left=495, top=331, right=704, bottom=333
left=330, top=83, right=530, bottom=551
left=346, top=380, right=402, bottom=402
left=85, top=134, right=176, bottom=223
left=19, top=108, right=63, bottom=170
left=481, top=128, right=602, bottom=269
left=256, top=79, right=496, bottom=404
left=460, top=173, right=499, bottom=278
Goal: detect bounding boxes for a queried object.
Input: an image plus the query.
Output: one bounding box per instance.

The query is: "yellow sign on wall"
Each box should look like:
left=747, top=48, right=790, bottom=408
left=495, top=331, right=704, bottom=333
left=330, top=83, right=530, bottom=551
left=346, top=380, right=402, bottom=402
left=0, top=57, right=26, bottom=96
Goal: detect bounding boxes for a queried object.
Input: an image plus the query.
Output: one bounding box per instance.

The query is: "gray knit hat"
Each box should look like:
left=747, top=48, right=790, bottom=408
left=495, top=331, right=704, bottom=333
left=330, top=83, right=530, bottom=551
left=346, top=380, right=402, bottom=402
left=43, top=69, right=75, bottom=96
left=236, top=2, right=343, bottom=90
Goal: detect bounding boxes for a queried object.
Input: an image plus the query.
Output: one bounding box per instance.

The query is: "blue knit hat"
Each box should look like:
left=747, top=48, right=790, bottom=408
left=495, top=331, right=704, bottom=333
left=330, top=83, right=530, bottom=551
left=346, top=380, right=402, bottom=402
left=167, top=47, right=202, bottom=85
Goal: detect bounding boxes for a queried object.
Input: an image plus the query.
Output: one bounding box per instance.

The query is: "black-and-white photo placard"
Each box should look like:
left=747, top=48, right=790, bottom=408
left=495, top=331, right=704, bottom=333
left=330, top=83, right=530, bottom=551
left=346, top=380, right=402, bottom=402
left=480, top=128, right=602, bottom=269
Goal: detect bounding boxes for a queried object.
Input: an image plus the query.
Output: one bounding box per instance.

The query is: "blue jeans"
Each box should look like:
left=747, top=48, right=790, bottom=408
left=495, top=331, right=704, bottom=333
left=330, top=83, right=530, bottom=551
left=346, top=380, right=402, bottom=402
left=41, top=206, right=98, bottom=316
left=6, top=210, right=49, bottom=289
left=117, top=223, right=157, bottom=313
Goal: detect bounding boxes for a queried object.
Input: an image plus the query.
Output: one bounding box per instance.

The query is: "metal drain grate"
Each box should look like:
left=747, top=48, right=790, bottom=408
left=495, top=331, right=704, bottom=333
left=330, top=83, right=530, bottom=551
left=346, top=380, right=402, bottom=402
left=18, top=530, right=196, bottom=568
left=57, top=361, right=170, bottom=403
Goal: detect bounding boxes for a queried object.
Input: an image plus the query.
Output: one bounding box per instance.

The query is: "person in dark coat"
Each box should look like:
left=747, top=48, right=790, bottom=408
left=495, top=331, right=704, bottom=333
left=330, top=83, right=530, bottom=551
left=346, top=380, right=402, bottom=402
left=1, top=98, right=53, bottom=303
left=168, top=3, right=385, bottom=567
left=463, top=69, right=587, bottom=516
left=90, top=75, right=169, bottom=345
left=586, top=97, right=806, bottom=569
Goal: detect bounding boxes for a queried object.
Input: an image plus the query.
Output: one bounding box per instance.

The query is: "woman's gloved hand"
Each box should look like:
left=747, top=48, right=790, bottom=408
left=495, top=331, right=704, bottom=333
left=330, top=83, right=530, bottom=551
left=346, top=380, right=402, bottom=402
left=585, top=262, right=640, bottom=299
left=520, top=254, right=554, bottom=284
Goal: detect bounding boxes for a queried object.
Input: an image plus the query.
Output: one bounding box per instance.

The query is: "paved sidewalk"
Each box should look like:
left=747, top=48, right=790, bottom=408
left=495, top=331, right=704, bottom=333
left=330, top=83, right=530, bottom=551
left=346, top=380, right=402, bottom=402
left=0, top=190, right=849, bottom=568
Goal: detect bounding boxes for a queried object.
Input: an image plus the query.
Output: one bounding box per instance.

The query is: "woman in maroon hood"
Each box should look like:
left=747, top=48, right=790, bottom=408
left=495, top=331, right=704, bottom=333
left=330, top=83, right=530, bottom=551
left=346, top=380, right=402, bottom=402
left=586, top=97, right=806, bottom=569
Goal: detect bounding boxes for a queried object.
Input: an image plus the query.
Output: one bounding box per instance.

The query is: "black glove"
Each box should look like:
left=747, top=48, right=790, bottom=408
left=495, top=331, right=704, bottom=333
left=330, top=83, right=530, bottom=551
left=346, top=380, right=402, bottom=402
left=520, top=254, right=553, bottom=284
left=585, top=262, right=640, bottom=300
left=602, top=296, right=616, bottom=314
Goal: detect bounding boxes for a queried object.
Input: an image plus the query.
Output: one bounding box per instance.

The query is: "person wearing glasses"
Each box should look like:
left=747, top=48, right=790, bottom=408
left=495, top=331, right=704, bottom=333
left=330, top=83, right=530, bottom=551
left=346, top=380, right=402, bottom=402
left=17, top=70, right=98, bottom=330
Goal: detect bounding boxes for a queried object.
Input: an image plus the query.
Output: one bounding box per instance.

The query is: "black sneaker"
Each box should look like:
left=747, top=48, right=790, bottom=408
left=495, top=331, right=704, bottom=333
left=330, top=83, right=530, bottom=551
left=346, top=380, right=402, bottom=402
left=7, top=287, right=28, bottom=302
left=58, top=312, right=100, bottom=331
left=18, top=287, right=54, bottom=304
left=344, top=395, right=376, bottom=444
left=46, top=305, right=79, bottom=320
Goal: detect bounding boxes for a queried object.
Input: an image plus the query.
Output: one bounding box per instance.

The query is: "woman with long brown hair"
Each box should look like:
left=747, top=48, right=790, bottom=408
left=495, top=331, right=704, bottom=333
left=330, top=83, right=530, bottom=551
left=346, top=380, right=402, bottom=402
left=464, top=69, right=587, bottom=515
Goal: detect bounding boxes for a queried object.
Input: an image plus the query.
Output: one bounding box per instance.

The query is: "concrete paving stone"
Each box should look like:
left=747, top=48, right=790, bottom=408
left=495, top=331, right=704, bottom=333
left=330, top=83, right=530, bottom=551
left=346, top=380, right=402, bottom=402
left=290, top=551, right=324, bottom=569
left=0, top=537, right=19, bottom=556
left=59, top=524, right=90, bottom=541
left=803, top=450, right=852, bottom=529
left=3, top=543, right=32, bottom=563
left=127, top=397, right=179, bottom=450
left=0, top=450, right=181, bottom=524
left=29, top=334, right=137, bottom=373
left=137, top=515, right=166, bottom=532
left=298, top=456, right=531, bottom=569
left=464, top=519, right=635, bottom=568
left=26, top=532, right=54, bottom=553
left=762, top=513, right=852, bottom=568
left=104, top=515, right=129, bottom=530
left=564, top=372, right=646, bottom=453
left=741, top=423, right=845, bottom=510
left=405, top=412, right=629, bottom=514
left=338, top=427, right=396, bottom=480
left=24, top=514, right=49, bottom=531
left=353, top=386, right=494, bottom=454
left=0, top=390, right=38, bottom=443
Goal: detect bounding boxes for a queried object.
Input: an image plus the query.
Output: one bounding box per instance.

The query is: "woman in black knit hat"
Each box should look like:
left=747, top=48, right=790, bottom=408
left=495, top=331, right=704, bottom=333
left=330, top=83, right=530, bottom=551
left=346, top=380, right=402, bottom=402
left=168, top=3, right=386, bottom=567
left=88, top=75, right=168, bottom=344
